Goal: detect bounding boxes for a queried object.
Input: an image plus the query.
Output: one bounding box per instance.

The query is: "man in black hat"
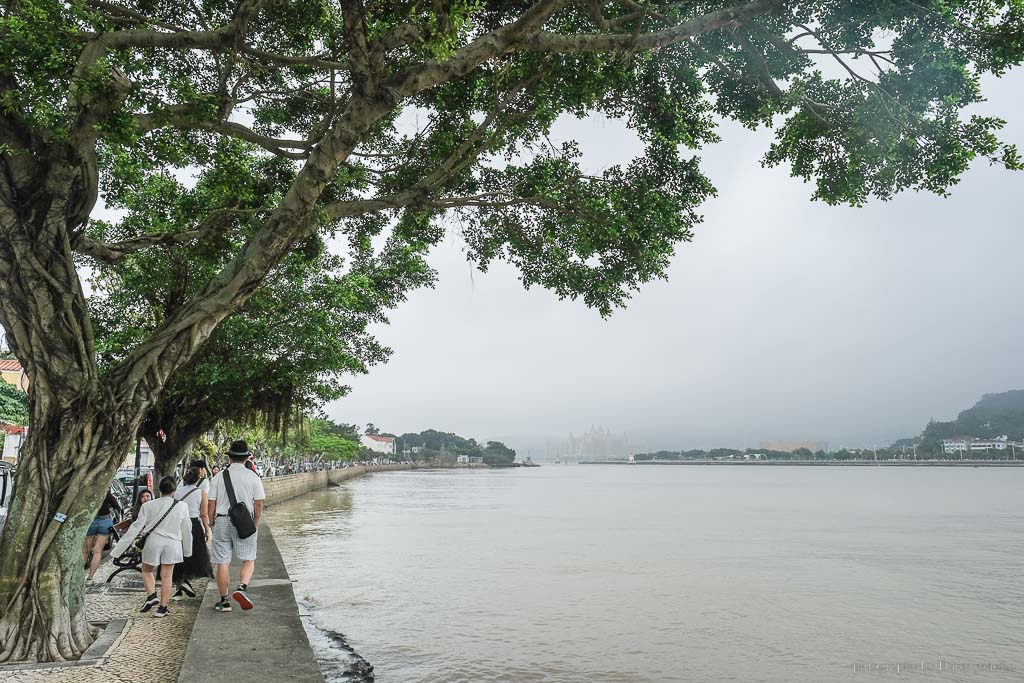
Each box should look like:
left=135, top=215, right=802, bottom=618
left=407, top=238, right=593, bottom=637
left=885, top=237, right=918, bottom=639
left=207, top=439, right=266, bottom=612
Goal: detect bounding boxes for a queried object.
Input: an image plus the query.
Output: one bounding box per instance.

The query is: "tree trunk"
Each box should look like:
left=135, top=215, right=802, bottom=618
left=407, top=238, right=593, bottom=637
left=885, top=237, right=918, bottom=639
left=0, top=48, right=387, bottom=665
left=0, top=145, right=142, bottom=662
left=149, top=433, right=196, bottom=485
left=141, top=405, right=212, bottom=487
left=0, top=399, right=137, bottom=662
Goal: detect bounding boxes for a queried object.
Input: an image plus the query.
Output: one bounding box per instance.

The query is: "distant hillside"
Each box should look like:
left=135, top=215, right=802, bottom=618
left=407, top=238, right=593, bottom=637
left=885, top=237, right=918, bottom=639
left=923, top=390, right=1024, bottom=441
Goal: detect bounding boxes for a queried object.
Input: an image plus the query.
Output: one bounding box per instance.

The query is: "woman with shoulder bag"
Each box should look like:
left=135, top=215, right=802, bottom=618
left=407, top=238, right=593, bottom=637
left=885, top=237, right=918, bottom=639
left=171, top=465, right=214, bottom=599
left=111, top=476, right=194, bottom=618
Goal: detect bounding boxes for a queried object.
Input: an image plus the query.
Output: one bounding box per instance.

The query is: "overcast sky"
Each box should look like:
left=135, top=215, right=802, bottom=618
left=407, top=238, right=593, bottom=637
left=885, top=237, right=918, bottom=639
left=326, top=69, right=1024, bottom=454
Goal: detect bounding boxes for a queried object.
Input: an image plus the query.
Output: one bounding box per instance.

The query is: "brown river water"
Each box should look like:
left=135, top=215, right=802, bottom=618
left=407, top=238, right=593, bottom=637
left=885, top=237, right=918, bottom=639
left=269, top=465, right=1024, bottom=682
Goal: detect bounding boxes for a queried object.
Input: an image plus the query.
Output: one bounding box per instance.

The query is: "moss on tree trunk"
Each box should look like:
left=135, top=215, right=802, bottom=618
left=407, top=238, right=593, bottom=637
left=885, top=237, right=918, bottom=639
left=0, top=406, right=135, bottom=662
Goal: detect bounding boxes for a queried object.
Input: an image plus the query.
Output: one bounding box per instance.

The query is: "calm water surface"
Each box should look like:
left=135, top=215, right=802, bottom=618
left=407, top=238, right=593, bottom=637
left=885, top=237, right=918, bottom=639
left=269, top=466, right=1024, bottom=682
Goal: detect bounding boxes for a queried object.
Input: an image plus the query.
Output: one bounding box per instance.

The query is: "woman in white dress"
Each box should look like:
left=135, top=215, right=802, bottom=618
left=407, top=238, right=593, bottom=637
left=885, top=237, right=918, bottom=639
left=171, top=463, right=213, bottom=598
left=111, top=476, right=194, bottom=618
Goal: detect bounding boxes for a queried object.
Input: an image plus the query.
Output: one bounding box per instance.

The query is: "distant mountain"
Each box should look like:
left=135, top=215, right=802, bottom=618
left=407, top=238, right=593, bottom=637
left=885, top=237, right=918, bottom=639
left=923, top=390, right=1024, bottom=441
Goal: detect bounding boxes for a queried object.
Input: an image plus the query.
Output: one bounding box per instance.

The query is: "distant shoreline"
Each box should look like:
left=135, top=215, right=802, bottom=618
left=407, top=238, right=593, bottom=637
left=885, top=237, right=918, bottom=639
left=579, top=460, right=1024, bottom=467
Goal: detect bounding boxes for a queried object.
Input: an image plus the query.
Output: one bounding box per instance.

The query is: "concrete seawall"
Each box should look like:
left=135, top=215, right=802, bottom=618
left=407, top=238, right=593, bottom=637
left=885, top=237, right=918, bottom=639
left=262, top=464, right=414, bottom=507
left=177, top=520, right=323, bottom=682
left=178, top=464, right=418, bottom=682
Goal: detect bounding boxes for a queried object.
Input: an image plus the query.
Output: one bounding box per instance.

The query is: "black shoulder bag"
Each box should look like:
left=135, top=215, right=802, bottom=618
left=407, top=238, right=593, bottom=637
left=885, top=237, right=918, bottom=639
left=223, top=469, right=258, bottom=539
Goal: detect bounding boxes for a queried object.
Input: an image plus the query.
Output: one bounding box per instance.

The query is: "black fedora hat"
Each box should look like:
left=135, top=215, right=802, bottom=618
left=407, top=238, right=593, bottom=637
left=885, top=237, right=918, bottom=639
left=228, top=439, right=250, bottom=457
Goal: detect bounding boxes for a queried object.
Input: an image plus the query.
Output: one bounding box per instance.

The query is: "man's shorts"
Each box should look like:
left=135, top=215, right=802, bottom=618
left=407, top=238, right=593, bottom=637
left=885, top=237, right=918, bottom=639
left=142, top=534, right=183, bottom=566
left=87, top=515, right=113, bottom=537
left=211, top=516, right=258, bottom=564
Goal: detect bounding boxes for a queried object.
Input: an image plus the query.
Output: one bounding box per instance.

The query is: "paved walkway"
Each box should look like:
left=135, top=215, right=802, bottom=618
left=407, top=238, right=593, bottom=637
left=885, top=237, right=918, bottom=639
left=4, top=555, right=205, bottom=682
left=177, top=521, right=325, bottom=682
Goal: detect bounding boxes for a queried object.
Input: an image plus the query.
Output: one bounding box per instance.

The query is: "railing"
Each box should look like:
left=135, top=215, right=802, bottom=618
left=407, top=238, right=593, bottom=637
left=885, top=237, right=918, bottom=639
left=261, top=459, right=414, bottom=478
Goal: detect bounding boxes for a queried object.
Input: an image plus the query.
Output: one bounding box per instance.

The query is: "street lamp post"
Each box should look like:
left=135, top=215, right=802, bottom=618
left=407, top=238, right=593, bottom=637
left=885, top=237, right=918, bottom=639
left=132, top=436, right=141, bottom=501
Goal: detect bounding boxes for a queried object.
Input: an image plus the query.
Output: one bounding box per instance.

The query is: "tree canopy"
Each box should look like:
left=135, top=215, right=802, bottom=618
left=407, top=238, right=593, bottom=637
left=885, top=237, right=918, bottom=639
left=7, top=0, right=1021, bottom=332
left=304, top=417, right=362, bottom=461
left=88, top=172, right=434, bottom=476
left=1, top=0, right=1023, bottom=665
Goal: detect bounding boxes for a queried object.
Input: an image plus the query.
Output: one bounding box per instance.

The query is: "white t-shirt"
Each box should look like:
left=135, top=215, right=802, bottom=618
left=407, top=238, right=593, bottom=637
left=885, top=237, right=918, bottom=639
left=173, top=482, right=206, bottom=519
left=208, top=463, right=266, bottom=516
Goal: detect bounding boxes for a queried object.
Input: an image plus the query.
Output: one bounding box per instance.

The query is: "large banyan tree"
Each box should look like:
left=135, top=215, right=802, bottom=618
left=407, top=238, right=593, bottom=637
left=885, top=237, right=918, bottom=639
left=88, top=167, right=436, bottom=483
left=0, top=0, right=1021, bottom=663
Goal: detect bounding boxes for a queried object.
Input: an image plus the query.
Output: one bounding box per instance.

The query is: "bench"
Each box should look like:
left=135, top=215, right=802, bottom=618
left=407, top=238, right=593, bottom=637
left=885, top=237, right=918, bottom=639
left=106, top=519, right=143, bottom=582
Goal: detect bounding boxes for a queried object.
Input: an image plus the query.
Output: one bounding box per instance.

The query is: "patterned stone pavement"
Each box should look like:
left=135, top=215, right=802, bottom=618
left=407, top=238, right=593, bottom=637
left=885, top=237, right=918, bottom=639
left=4, top=559, right=206, bottom=683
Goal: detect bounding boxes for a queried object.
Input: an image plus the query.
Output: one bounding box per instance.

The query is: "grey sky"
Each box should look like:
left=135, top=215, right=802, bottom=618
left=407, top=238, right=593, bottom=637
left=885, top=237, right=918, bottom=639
left=327, top=69, right=1024, bottom=453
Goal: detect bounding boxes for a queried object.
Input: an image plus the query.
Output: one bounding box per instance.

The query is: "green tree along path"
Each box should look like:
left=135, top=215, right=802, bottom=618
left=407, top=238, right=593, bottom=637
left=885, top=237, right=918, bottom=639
left=89, top=165, right=434, bottom=481
left=0, top=383, right=28, bottom=427
left=0, top=0, right=1022, bottom=663
left=306, top=418, right=362, bottom=462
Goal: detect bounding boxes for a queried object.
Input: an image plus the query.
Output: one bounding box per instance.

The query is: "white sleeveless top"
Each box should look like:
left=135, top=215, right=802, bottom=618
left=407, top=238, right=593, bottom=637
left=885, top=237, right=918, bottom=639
left=173, top=479, right=208, bottom=519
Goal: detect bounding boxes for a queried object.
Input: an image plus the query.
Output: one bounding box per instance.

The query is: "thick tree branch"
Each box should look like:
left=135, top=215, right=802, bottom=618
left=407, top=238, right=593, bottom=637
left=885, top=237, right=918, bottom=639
left=525, top=0, right=781, bottom=53
left=372, top=20, right=425, bottom=56
left=103, top=91, right=396, bottom=402
left=383, top=0, right=566, bottom=99
left=73, top=208, right=263, bottom=263
left=132, top=102, right=215, bottom=134
left=130, top=101, right=313, bottom=157
left=239, top=48, right=349, bottom=71
left=342, top=2, right=376, bottom=94
left=82, top=0, right=190, bottom=33
left=733, top=29, right=786, bottom=98
left=327, top=190, right=570, bottom=217
left=72, top=0, right=265, bottom=83
left=177, top=119, right=311, bottom=158
left=325, top=73, right=544, bottom=220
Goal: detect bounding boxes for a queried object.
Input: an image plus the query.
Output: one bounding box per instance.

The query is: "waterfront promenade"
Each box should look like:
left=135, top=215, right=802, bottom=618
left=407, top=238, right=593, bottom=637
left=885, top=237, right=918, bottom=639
left=178, top=463, right=419, bottom=682
left=1, top=560, right=205, bottom=682
left=0, top=463, right=419, bottom=682
left=178, top=521, right=324, bottom=682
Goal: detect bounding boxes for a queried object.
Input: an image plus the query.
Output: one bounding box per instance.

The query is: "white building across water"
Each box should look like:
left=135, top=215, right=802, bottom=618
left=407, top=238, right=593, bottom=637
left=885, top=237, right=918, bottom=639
left=941, top=435, right=1009, bottom=454
left=360, top=434, right=396, bottom=455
